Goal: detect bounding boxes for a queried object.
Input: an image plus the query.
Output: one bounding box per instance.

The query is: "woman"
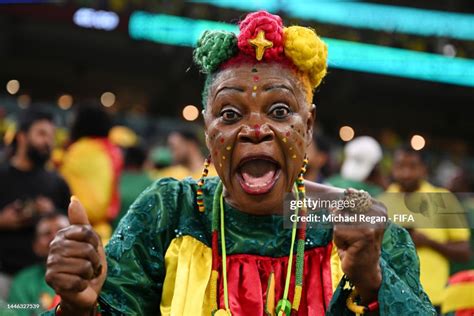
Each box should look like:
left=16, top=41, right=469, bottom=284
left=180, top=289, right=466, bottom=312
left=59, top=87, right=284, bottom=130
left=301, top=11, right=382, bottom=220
left=43, top=11, right=434, bottom=315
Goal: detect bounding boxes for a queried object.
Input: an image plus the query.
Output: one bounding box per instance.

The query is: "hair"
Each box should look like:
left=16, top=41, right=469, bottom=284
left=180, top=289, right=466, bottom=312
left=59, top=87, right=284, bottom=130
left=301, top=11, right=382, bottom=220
left=193, top=10, right=328, bottom=107
left=10, top=108, right=55, bottom=155
left=170, top=129, right=202, bottom=147
left=394, top=143, right=428, bottom=165
left=17, top=108, right=54, bottom=133
left=313, top=133, right=332, bottom=178
left=124, top=145, right=148, bottom=168
left=70, top=103, right=112, bottom=142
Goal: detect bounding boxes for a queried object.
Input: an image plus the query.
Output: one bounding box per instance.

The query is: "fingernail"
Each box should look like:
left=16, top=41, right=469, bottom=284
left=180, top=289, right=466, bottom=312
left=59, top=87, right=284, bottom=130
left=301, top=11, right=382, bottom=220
left=70, top=196, right=79, bottom=203
left=94, top=263, right=103, bottom=278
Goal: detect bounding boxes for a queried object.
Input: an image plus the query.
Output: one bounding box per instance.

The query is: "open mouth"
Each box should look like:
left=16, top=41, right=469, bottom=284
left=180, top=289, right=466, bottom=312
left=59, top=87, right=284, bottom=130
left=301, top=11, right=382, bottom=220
left=237, top=156, right=281, bottom=195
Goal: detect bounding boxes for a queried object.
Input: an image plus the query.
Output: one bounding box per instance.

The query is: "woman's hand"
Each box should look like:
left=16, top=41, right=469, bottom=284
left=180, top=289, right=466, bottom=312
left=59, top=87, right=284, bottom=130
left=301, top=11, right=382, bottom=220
left=45, top=197, right=107, bottom=315
left=333, top=198, right=387, bottom=305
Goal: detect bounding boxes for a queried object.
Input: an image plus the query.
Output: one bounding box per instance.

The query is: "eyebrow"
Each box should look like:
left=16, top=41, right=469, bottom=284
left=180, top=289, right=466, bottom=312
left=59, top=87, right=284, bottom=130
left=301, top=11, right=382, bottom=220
left=215, top=86, right=245, bottom=96
left=263, top=84, right=294, bottom=93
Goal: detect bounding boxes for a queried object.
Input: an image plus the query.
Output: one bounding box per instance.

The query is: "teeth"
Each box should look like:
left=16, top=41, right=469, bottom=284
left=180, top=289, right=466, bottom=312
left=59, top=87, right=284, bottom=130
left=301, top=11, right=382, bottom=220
left=244, top=179, right=273, bottom=188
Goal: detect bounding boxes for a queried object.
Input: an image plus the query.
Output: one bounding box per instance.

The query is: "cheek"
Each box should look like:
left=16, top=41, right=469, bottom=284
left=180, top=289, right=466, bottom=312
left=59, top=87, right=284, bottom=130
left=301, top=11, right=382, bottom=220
left=276, top=118, right=308, bottom=159
left=207, top=125, right=237, bottom=171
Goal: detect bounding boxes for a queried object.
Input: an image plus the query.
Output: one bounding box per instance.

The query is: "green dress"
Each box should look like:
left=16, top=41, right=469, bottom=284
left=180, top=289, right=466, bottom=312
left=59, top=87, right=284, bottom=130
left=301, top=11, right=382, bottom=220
left=42, top=177, right=435, bottom=315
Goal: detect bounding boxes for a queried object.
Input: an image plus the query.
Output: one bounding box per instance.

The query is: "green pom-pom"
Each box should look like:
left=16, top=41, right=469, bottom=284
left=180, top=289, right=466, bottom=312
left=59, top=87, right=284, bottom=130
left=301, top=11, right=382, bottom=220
left=276, top=299, right=292, bottom=316
left=193, top=30, right=238, bottom=74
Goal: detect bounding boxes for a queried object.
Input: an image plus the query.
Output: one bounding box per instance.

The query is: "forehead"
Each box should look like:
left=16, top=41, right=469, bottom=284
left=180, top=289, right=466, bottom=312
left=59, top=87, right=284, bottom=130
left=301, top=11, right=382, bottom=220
left=29, top=119, right=54, bottom=131
left=394, top=151, right=423, bottom=164
left=211, top=63, right=302, bottom=91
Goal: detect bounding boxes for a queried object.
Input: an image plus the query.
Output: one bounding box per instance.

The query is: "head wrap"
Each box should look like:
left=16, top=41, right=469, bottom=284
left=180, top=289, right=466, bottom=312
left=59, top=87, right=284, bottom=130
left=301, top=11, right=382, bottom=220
left=193, top=10, right=328, bottom=105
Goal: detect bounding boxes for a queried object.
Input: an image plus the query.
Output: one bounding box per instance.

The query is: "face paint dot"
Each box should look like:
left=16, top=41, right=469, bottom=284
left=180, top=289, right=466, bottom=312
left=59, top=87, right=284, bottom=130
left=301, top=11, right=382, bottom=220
left=220, top=137, right=224, bottom=144
left=226, top=145, right=232, bottom=151
left=253, top=85, right=257, bottom=91
left=222, top=156, right=226, bottom=160
left=291, top=125, right=294, bottom=129
left=285, top=131, right=290, bottom=137
left=252, top=67, right=258, bottom=73
left=252, top=92, right=257, bottom=98
left=292, top=154, right=297, bottom=159
left=282, top=137, right=287, bottom=143
left=289, top=147, right=293, bottom=151
left=253, top=75, right=260, bottom=82
left=219, top=163, right=223, bottom=167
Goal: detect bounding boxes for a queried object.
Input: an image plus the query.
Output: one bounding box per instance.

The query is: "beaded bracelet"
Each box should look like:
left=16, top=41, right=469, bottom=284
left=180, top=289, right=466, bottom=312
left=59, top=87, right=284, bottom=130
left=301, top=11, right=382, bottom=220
left=55, top=302, right=102, bottom=316
left=346, top=288, right=379, bottom=315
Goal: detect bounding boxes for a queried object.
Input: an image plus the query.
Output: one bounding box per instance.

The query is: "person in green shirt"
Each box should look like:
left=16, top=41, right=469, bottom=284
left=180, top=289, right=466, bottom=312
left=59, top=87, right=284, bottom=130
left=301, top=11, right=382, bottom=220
left=8, top=213, right=68, bottom=315
left=112, top=146, right=153, bottom=230
left=41, top=11, right=434, bottom=316
left=326, top=136, right=386, bottom=197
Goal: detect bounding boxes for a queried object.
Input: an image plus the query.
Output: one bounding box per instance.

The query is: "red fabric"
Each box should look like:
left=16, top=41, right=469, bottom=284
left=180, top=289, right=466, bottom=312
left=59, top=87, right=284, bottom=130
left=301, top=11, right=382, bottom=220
left=449, top=270, right=474, bottom=285
left=216, top=244, right=334, bottom=315
left=97, top=138, right=123, bottom=220
left=456, top=310, right=474, bottom=316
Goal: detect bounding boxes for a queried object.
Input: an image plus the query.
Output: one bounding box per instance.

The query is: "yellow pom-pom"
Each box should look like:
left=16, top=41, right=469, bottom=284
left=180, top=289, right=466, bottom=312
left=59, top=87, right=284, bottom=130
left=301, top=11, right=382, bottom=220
left=283, top=26, right=328, bottom=91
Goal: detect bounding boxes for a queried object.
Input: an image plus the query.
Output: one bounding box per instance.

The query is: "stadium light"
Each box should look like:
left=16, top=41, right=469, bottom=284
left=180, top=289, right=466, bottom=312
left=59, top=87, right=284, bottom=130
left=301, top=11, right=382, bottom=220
left=129, top=12, right=474, bottom=87
left=189, top=0, right=474, bottom=41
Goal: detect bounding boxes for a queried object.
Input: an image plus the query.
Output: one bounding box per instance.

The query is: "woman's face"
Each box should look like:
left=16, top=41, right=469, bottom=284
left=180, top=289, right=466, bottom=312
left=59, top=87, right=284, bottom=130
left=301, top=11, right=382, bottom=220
left=204, top=63, right=315, bottom=214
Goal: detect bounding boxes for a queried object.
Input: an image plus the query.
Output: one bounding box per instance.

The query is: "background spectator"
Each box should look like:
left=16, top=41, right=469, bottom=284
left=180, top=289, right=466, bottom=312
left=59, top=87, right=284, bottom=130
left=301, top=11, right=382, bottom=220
left=0, top=108, right=70, bottom=300
left=7, top=213, right=69, bottom=315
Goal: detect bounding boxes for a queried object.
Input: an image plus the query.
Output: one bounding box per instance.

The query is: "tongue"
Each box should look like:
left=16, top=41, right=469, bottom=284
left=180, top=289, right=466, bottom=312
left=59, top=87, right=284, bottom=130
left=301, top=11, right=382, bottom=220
left=240, top=160, right=277, bottom=186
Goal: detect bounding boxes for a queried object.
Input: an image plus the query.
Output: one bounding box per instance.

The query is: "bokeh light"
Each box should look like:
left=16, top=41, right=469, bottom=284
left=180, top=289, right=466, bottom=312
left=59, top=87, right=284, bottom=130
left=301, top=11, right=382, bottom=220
left=6, top=80, right=20, bottom=95
left=57, top=94, right=73, bottom=110
left=411, top=134, right=426, bottom=150
left=101, top=92, right=116, bottom=107
left=339, top=125, right=355, bottom=142
left=182, top=105, right=199, bottom=121
left=17, top=94, right=31, bottom=109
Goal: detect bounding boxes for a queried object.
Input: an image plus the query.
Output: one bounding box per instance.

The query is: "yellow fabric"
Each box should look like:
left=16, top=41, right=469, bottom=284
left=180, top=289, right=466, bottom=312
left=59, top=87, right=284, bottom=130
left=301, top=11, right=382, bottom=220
left=152, top=164, right=218, bottom=181
left=330, top=242, right=344, bottom=293
left=385, top=181, right=471, bottom=305
left=161, top=236, right=213, bottom=316
left=60, top=138, right=113, bottom=226
left=441, top=283, right=474, bottom=313
left=93, top=222, right=112, bottom=246
left=266, top=272, right=275, bottom=315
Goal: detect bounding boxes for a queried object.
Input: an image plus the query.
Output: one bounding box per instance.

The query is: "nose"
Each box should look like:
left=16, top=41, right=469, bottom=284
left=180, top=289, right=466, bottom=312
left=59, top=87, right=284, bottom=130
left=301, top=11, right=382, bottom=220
left=238, top=123, right=274, bottom=144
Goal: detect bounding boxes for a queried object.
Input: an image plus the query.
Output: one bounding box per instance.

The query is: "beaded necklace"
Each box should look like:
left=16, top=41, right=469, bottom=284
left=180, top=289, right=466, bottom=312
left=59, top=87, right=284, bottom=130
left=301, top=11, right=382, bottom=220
left=209, top=172, right=308, bottom=316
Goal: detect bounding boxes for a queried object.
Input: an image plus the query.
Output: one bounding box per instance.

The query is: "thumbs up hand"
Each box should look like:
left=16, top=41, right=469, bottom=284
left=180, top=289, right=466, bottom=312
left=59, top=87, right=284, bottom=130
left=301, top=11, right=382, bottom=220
left=45, top=196, right=107, bottom=315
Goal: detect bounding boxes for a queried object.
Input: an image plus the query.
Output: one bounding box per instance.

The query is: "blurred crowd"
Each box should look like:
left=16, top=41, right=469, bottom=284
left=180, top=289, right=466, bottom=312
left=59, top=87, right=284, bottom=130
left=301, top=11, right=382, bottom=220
left=0, top=104, right=473, bottom=315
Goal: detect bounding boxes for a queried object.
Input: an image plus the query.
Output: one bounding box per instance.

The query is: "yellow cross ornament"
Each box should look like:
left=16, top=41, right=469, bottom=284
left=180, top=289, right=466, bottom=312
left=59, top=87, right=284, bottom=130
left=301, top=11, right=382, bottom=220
left=248, top=30, right=273, bottom=61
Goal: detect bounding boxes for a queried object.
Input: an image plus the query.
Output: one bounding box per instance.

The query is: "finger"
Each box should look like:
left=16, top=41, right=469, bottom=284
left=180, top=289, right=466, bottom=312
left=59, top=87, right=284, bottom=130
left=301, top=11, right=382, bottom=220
left=49, top=257, right=96, bottom=280
left=50, top=239, right=101, bottom=271
left=63, top=225, right=100, bottom=249
left=45, top=271, right=88, bottom=293
left=68, top=196, right=90, bottom=226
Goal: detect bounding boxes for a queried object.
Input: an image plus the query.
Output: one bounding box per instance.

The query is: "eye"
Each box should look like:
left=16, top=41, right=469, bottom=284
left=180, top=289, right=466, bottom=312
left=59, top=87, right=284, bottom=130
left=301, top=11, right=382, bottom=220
left=220, top=108, right=241, bottom=123
left=269, top=104, right=291, bottom=119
